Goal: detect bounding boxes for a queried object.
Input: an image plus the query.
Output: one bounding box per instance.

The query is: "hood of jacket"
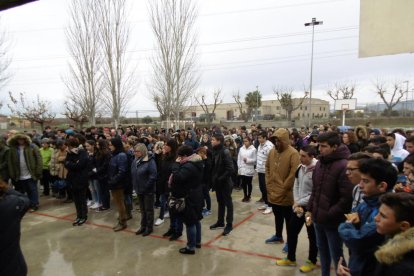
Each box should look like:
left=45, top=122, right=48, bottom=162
left=271, top=128, right=290, bottom=144
left=375, top=227, right=414, bottom=265
left=356, top=125, right=368, bottom=140
left=319, top=144, right=351, bottom=164
left=7, top=133, right=32, bottom=147
left=392, top=133, right=406, bottom=152
left=182, top=153, right=203, bottom=171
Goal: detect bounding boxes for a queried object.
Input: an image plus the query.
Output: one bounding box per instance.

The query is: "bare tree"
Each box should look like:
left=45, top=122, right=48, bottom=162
left=63, top=101, right=89, bottom=129
left=373, top=79, right=405, bottom=117
left=148, top=0, right=200, bottom=127
left=97, top=0, right=135, bottom=128
left=233, top=91, right=247, bottom=122
left=0, top=17, right=11, bottom=90
left=194, top=89, right=222, bottom=124
left=273, top=87, right=308, bottom=121
left=327, top=82, right=356, bottom=100
left=8, top=92, right=55, bottom=129
left=64, top=0, right=103, bottom=126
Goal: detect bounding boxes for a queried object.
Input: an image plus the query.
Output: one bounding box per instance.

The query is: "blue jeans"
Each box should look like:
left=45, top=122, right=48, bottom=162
left=159, top=194, right=168, bottom=220
left=202, top=185, right=211, bottom=211
left=89, top=179, right=101, bottom=204
left=314, top=223, right=345, bottom=276
left=170, top=212, right=183, bottom=234
left=185, top=221, right=201, bottom=250
left=19, top=178, right=39, bottom=207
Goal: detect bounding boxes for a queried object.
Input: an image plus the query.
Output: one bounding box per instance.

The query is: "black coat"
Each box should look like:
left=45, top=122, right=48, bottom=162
left=0, top=189, right=30, bottom=276
left=86, top=152, right=98, bottom=180
left=108, top=151, right=127, bottom=190
left=171, top=155, right=204, bottom=224
left=65, top=149, right=89, bottom=190
left=96, top=152, right=111, bottom=184
left=156, top=153, right=175, bottom=195
left=211, top=144, right=234, bottom=190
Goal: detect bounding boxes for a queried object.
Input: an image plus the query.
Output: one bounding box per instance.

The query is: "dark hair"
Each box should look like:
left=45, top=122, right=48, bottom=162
left=74, top=133, right=86, bottom=145
left=386, top=133, right=396, bottom=140
left=258, top=131, right=267, bottom=139
left=368, top=136, right=387, bottom=145
left=317, top=132, right=341, bottom=147
left=406, top=136, right=414, bottom=144
left=343, top=131, right=357, bottom=144
left=300, top=145, right=317, bottom=157
left=359, top=158, right=397, bottom=191
left=66, top=138, right=80, bottom=148
left=380, top=192, right=414, bottom=226
left=96, top=139, right=110, bottom=160
left=212, top=133, right=224, bottom=144
left=348, top=152, right=372, bottom=161
left=110, top=137, right=124, bottom=153
left=86, top=140, right=96, bottom=147
left=177, top=145, right=193, bottom=157
left=403, top=153, right=414, bottom=166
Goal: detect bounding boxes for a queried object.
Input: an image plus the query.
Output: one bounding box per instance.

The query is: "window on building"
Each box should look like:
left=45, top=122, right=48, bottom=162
left=319, top=107, right=322, bottom=111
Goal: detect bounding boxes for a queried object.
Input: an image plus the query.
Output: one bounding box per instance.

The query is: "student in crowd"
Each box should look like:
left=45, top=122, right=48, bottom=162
left=132, top=143, right=157, bottom=237
left=65, top=138, right=89, bottom=226
left=265, top=128, right=300, bottom=255
left=39, top=138, right=53, bottom=196
left=210, top=133, right=234, bottom=236
left=256, top=131, right=274, bottom=215
left=196, top=147, right=212, bottom=217
left=342, top=131, right=360, bottom=154
left=404, top=135, right=414, bottom=154
left=338, top=158, right=397, bottom=276
left=7, top=133, right=43, bottom=212
left=346, top=152, right=373, bottom=210
left=386, top=133, right=409, bottom=165
left=306, top=132, right=353, bottom=276
left=0, top=136, right=10, bottom=183
left=276, top=145, right=318, bottom=273
left=85, top=140, right=101, bottom=210
left=170, top=145, right=204, bottom=254
left=237, top=136, right=257, bottom=202
left=95, top=139, right=112, bottom=212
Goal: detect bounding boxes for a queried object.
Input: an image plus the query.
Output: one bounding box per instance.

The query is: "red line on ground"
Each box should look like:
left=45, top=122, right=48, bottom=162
left=204, top=210, right=260, bottom=246
left=60, top=212, right=77, bottom=219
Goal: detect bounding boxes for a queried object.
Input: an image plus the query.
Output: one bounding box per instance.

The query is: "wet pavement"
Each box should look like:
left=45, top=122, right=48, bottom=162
left=21, top=185, right=323, bottom=276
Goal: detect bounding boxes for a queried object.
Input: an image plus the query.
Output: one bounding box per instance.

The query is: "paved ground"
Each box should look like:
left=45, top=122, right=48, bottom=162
left=21, top=183, right=324, bottom=276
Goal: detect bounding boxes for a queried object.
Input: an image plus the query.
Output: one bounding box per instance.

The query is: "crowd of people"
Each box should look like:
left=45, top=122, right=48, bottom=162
left=1, top=122, right=414, bottom=275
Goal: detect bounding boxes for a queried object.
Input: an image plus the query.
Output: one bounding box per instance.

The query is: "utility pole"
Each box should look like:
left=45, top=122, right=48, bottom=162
left=305, top=17, right=323, bottom=129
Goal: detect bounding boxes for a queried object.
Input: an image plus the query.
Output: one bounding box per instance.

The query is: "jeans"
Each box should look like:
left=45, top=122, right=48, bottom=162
left=287, top=208, right=318, bottom=264
left=185, top=221, right=201, bottom=250
left=202, top=185, right=211, bottom=211
left=215, top=182, right=233, bottom=225
left=19, top=178, right=39, bottom=207
left=258, top=173, right=268, bottom=204
left=159, top=194, right=168, bottom=220
left=241, top=175, right=253, bottom=198
left=99, top=179, right=111, bottom=209
left=270, top=204, right=292, bottom=239
left=314, top=223, right=345, bottom=276
left=73, top=188, right=87, bottom=219
left=88, top=179, right=101, bottom=204
left=112, top=188, right=127, bottom=224
left=138, top=194, right=154, bottom=231
left=170, top=211, right=183, bottom=234
left=41, top=169, right=51, bottom=195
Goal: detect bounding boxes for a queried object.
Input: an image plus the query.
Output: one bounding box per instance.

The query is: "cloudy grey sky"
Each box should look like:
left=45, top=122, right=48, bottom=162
left=1, top=0, right=413, bottom=117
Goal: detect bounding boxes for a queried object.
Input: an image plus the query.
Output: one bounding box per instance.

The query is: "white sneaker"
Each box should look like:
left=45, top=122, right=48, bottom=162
left=164, top=212, right=170, bottom=218
left=258, top=205, right=267, bottom=210
left=87, top=200, right=94, bottom=207
left=90, top=203, right=100, bottom=209
left=154, top=218, right=164, bottom=226
left=263, top=207, right=272, bottom=215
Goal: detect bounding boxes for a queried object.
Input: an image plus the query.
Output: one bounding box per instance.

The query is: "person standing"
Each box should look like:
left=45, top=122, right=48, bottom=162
left=7, top=133, right=42, bottom=212
left=276, top=145, right=318, bottom=273
left=0, top=178, right=30, bottom=276
left=108, top=138, right=128, bottom=232
left=95, top=139, right=111, bottom=211
left=0, top=137, right=10, bottom=183
left=265, top=128, right=300, bottom=254
left=237, top=136, right=257, bottom=202
left=256, top=131, right=274, bottom=214
left=210, top=133, right=235, bottom=236
left=39, top=138, right=53, bottom=196
left=306, top=132, right=354, bottom=276
left=65, top=138, right=89, bottom=226
left=132, top=143, right=157, bottom=237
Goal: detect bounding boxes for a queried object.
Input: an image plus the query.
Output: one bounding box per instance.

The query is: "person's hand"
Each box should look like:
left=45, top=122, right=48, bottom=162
left=175, top=157, right=181, bottom=163
left=345, top=212, right=360, bottom=224
left=337, top=257, right=351, bottom=276
left=294, top=206, right=304, bottom=217
left=394, top=183, right=405, bottom=193
left=305, top=212, right=312, bottom=226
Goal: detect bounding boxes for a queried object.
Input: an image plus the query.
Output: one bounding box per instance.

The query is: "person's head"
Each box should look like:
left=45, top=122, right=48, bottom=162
left=196, top=147, right=207, bottom=159
left=342, top=131, right=357, bottom=145
left=134, top=143, right=148, bottom=159
left=85, top=140, right=96, bottom=153
left=164, top=138, right=178, bottom=155
left=358, top=158, right=397, bottom=197
left=346, top=152, right=372, bottom=185
left=375, top=193, right=414, bottom=236
left=243, top=136, right=252, bottom=148
left=109, top=137, right=124, bottom=153
left=270, top=128, right=290, bottom=153
left=65, top=137, right=80, bottom=150
left=386, top=133, right=396, bottom=149
left=41, top=138, right=50, bottom=148
left=211, top=133, right=224, bottom=147
left=299, top=145, right=317, bottom=166
left=257, top=131, right=267, bottom=145
left=402, top=154, right=414, bottom=176
left=405, top=136, right=414, bottom=154
left=177, top=145, right=193, bottom=157
left=317, top=132, right=341, bottom=156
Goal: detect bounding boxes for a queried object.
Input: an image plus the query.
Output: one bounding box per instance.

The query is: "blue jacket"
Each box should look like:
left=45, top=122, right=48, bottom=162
left=131, top=154, right=157, bottom=195
left=339, top=194, right=385, bottom=276
left=108, top=151, right=127, bottom=190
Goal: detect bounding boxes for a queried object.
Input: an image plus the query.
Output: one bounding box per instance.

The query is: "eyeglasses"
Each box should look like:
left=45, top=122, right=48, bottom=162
left=346, top=168, right=359, bottom=173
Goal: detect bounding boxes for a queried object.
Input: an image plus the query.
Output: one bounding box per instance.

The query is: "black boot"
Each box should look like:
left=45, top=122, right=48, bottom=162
left=125, top=203, right=133, bottom=220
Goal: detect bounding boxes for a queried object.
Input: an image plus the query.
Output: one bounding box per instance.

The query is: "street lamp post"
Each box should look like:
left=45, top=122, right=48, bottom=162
left=305, top=17, right=323, bottom=129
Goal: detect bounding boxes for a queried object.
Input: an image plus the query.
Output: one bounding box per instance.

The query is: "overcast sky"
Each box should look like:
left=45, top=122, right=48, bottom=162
left=1, top=0, right=413, bottom=117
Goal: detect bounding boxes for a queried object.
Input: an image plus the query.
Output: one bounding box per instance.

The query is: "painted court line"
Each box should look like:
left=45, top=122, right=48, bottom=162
left=29, top=209, right=279, bottom=261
